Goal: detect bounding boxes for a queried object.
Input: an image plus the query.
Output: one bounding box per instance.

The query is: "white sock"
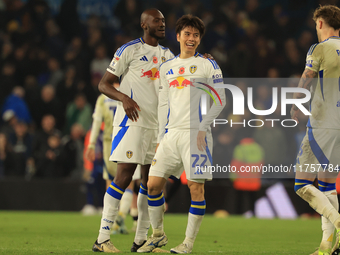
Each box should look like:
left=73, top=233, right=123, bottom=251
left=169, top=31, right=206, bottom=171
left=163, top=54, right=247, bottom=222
left=184, top=200, right=206, bottom=247
left=119, top=188, right=133, bottom=218
left=297, top=185, right=340, bottom=226
left=134, top=185, right=150, bottom=245
left=321, top=188, right=339, bottom=248
left=97, top=183, right=124, bottom=243
left=184, top=213, right=204, bottom=248
left=148, top=192, right=165, bottom=237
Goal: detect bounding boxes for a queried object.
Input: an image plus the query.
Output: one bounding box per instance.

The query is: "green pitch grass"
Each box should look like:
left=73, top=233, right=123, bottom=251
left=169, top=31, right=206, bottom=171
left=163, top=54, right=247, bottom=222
left=0, top=211, right=323, bottom=254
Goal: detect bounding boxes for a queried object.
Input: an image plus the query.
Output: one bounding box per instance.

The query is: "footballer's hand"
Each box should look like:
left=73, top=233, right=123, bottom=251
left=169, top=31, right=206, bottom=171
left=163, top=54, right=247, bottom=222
left=85, top=147, right=95, bottom=162
left=122, top=95, right=141, bottom=122
left=290, top=105, right=299, bottom=123
left=155, top=143, right=159, bottom=152
left=203, top=53, right=214, bottom=60
left=197, top=131, right=207, bottom=151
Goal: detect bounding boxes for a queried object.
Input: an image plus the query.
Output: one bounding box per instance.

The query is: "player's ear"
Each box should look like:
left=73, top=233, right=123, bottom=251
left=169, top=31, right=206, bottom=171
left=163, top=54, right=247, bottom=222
left=141, top=22, right=146, bottom=30
left=176, top=33, right=180, bottom=42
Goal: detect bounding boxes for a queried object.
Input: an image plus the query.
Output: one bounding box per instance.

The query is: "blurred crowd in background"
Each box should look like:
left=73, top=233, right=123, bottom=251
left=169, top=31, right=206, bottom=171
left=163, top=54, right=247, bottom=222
left=0, top=0, right=336, bottom=181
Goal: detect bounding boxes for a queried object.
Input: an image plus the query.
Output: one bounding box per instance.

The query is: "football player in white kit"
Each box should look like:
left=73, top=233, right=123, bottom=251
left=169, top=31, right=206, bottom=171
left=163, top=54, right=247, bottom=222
left=85, top=91, right=138, bottom=234
left=138, top=15, right=226, bottom=253
left=291, top=5, right=340, bottom=255
left=92, top=9, right=174, bottom=253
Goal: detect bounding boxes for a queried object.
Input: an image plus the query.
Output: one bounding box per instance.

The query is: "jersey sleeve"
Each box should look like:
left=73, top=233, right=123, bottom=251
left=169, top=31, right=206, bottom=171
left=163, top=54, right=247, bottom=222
left=157, top=65, right=170, bottom=143
left=305, top=43, right=322, bottom=72
left=107, top=45, right=133, bottom=77
left=199, top=60, right=226, bottom=131
left=166, top=49, right=175, bottom=60
left=88, top=96, right=104, bottom=148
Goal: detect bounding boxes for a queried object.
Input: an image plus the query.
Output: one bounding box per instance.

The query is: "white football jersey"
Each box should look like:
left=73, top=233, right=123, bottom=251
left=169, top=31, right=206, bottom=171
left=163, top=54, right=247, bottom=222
left=158, top=53, right=226, bottom=142
left=107, top=37, right=174, bottom=129
left=90, top=94, right=117, bottom=144
left=305, top=36, right=340, bottom=129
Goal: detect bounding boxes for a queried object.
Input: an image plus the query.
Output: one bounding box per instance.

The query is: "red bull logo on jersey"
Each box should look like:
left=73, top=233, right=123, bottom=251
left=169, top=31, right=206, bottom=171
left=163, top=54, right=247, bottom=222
left=140, top=68, right=160, bottom=81
left=169, top=76, right=194, bottom=89
left=169, top=77, right=223, bottom=106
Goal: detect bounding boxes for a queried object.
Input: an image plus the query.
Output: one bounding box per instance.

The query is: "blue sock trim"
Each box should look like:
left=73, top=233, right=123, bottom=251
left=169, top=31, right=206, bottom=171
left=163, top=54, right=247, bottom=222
left=189, top=200, right=206, bottom=216
left=191, top=200, right=206, bottom=206
left=139, top=184, right=147, bottom=196
left=107, top=182, right=124, bottom=200
left=148, top=192, right=165, bottom=207
left=318, top=180, right=336, bottom=192
left=294, top=179, right=313, bottom=192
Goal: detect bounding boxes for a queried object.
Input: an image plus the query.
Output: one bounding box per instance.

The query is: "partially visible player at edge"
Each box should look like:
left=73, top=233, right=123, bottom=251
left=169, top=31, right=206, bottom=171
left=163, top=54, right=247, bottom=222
left=92, top=8, right=174, bottom=253
left=290, top=5, right=340, bottom=255
left=138, top=14, right=226, bottom=253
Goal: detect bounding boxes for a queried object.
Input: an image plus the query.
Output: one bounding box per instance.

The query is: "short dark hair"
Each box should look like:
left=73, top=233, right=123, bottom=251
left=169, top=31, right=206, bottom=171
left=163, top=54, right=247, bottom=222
left=175, top=14, right=205, bottom=38
left=313, top=5, right=340, bottom=30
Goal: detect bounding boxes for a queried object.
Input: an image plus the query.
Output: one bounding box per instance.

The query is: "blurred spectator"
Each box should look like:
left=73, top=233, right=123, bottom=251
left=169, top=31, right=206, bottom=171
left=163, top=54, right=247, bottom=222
left=64, top=93, right=92, bottom=135
left=34, top=131, right=63, bottom=178
left=44, top=19, right=65, bottom=59
left=56, top=0, right=81, bottom=42
left=227, top=41, right=251, bottom=77
left=90, top=44, right=110, bottom=78
left=1, top=86, right=32, bottom=124
left=114, top=0, right=143, bottom=38
left=213, top=131, right=235, bottom=174
left=31, top=85, right=62, bottom=129
left=8, top=121, right=33, bottom=177
left=0, top=132, right=14, bottom=178
left=253, top=121, right=288, bottom=179
left=0, top=110, right=18, bottom=138
left=251, top=36, right=275, bottom=77
left=1, top=42, right=14, bottom=65
left=64, top=37, right=87, bottom=79
left=60, top=123, right=85, bottom=179
left=45, top=57, right=64, bottom=87
left=230, top=131, right=264, bottom=215
left=32, top=114, right=61, bottom=172
left=0, top=62, right=17, bottom=106
left=56, top=65, right=78, bottom=112
left=23, top=75, right=40, bottom=114
left=13, top=45, right=31, bottom=85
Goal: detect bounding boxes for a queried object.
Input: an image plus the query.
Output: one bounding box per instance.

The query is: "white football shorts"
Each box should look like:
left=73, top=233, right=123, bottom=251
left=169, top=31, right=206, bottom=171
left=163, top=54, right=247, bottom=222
left=149, top=129, right=213, bottom=183
left=110, top=126, right=157, bottom=165
left=296, top=128, right=340, bottom=177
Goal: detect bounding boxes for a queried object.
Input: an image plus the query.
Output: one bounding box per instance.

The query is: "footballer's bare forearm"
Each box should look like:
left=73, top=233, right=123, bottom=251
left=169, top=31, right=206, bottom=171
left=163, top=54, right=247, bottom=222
left=98, top=71, right=128, bottom=102
left=292, top=68, right=317, bottom=110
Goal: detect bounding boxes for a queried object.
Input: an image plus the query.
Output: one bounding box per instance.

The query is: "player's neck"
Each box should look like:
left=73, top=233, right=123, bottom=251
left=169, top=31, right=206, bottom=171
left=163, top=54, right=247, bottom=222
left=142, top=35, right=159, bottom=47
left=320, top=30, right=340, bottom=42
left=179, top=51, right=195, bottom=59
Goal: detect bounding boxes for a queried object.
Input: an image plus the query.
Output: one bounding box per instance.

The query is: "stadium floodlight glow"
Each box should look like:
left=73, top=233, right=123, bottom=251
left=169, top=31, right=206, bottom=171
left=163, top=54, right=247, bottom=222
left=200, top=83, right=311, bottom=116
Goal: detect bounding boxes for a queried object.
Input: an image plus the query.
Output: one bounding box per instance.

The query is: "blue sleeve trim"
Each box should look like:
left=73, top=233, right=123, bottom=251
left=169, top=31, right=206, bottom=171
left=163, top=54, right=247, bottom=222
left=116, top=39, right=141, bottom=57
left=207, top=58, right=219, bottom=70
left=307, top=43, right=318, bottom=56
